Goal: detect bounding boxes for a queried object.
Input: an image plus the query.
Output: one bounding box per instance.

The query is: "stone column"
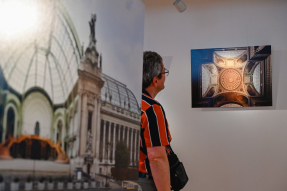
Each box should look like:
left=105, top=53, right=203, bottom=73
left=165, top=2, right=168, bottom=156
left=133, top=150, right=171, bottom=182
left=117, top=125, right=121, bottom=141
left=113, top=124, right=116, bottom=163
left=136, top=130, right=140, bottom=163
left=119, top=125, right=122, bottom=141
left=107, top=121, right=111, bottom=163
left=122, top=126, right=125, bottom=141
left=92, top=97, right=98, bottom=157
left=126, top=127, right=129, bottom=149
left=80, top=92, right=88, bottom=156
left=96, top=99, right=101, bottom=160
left=130, top=128, right=134, bottom=165
left=102, top=120, right=106, bottom=163
left=61, top=120, right=66, bottom=150
left=74, top=98, right=81, bottom=156
left=133, top=130, right=137, bottom=165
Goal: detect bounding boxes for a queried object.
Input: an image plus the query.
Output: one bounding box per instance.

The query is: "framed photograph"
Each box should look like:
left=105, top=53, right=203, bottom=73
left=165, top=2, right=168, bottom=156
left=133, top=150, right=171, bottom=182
left=191, top=45, right=272, bottom=108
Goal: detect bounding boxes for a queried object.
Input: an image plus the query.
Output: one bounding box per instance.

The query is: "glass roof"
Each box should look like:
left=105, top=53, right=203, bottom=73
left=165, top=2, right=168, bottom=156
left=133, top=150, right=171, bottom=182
left=101, top=74, right=140, bottom=114
left=253, top=63, right=261, bottom=94
left=215, top=50, right=245, bottom=59
left=0, top=0, right=140, bottom=112
left=0, top=0, right=81, bottom=104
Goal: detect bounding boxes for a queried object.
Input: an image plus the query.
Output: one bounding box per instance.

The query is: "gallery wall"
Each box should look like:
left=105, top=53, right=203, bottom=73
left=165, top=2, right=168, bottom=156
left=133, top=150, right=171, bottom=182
left=142, top=0, right=287, bottom=190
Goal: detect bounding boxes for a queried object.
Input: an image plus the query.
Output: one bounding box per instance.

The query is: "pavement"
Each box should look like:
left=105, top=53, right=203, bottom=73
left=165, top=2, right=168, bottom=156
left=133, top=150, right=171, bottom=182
left=0, top=180, right=139, bottom=191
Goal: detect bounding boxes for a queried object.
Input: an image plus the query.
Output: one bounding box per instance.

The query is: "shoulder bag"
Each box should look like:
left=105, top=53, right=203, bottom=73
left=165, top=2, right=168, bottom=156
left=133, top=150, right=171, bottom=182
left=168, top=153, right=189, bottom=191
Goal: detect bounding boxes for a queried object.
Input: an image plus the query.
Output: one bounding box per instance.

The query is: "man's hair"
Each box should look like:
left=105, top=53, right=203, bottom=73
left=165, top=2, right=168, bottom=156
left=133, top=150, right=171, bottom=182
left=142, top=51, right=163, bottom=90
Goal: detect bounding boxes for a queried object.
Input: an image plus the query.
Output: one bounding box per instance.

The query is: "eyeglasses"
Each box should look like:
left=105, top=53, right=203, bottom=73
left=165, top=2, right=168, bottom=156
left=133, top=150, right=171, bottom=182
left=158, top=68, right=169, bottom=76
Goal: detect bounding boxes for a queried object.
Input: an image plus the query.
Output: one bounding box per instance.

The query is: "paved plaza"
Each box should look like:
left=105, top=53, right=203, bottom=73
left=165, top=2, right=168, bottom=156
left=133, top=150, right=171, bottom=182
left=0, top=179, right=140, bottom=191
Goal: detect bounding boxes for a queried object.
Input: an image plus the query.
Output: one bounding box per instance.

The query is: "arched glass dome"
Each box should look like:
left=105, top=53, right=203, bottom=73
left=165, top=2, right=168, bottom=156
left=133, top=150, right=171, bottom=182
left=101, top=74, right=140, bottom=114
left=253, top=63, right=261, bottom=94
left=214, top=50, right=245, bottom=59
left=0, top=0, right=82, bottom=104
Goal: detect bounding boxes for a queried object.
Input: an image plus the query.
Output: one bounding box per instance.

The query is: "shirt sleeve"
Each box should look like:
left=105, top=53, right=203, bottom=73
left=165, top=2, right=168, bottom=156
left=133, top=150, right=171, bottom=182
left=142, top=104, right=170, bottom=147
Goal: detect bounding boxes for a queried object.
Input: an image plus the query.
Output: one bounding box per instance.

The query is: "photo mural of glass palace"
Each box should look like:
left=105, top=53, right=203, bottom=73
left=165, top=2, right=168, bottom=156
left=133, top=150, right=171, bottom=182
left=0, top=0, right=144, bottom=189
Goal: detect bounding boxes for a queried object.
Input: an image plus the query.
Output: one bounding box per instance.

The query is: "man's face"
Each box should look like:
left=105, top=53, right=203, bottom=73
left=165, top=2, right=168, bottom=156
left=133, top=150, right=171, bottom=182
left=157, top=62, right=166, bottom=91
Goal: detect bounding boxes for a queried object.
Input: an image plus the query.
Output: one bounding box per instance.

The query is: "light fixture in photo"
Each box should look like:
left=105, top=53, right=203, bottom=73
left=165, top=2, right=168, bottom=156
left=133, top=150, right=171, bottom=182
left=173, top=0, right=187, bottom=12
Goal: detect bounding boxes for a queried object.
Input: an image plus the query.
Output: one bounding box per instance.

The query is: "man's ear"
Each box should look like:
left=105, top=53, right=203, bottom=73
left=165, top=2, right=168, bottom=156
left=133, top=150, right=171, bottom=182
left=152, top=76, right=158, bottom=87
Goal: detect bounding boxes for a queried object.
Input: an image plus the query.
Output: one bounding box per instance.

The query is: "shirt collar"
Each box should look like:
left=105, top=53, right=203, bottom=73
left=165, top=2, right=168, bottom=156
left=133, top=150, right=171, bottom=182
left=142, top=89, right=152, bottom=98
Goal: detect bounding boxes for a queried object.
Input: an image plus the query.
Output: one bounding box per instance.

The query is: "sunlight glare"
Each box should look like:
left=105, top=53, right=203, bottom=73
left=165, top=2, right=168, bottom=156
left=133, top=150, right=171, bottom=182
left=0, top=0, right=39, bottom=40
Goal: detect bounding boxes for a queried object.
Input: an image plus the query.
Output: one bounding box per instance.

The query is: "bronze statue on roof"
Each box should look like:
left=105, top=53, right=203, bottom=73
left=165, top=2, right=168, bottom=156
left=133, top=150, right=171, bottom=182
left=89, top=14, right=97, bottom=42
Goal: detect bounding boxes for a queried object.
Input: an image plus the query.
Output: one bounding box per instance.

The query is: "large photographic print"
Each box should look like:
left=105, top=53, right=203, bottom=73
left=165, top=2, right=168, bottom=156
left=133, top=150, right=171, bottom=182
left=0, top=0, right=144, bottom=190
left=191, top=46, right=272, bottom=108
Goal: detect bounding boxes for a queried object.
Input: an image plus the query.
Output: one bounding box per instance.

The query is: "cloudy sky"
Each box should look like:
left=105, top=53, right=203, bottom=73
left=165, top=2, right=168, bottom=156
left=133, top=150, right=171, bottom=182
left=61, top=0, right=145, bottom=104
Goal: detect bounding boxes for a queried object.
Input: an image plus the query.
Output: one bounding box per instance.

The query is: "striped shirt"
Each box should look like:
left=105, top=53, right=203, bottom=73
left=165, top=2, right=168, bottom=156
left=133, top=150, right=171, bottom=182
left=139, top=90, right=173, bottom=174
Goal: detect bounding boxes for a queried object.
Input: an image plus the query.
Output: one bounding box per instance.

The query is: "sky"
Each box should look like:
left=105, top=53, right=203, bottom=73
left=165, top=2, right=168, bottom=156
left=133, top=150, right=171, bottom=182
left=61, top=0, right=145, bottom=104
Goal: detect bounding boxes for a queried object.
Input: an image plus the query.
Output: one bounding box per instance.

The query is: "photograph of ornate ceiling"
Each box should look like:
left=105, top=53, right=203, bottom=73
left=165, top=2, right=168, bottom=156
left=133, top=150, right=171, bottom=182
left=191, top=45, right=272, bottom=108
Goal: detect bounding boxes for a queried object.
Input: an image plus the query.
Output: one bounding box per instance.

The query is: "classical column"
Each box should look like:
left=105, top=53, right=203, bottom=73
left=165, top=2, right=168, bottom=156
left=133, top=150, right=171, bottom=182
left=113, top=124, right=116, bottom=163
left=102, top=120, right=106, bottom=163
left=122, top=126, right=125, bottom=141
left=121, top=125, right=125, bottom=141
left=126, top=128, right=129, bottom=147
left=119, top=125, right=121, bottom=141
left=117, top=124, right=120, bottom=142
left=80, top=92, right=88, bottom=156
left=96, top=99, right=101, bottom=160
left=126, top=127, right=129, bottom=149
left=136, top=130, right=140, bottom=163
left=99, top=120, right=104, bottom=162
left=133, top=130, right=137, bottom=165
left=130, top=128, right=134, bottom=165
left=107, top=121, right=111, bottom=163
left=92, top=97, right=98, bottom=157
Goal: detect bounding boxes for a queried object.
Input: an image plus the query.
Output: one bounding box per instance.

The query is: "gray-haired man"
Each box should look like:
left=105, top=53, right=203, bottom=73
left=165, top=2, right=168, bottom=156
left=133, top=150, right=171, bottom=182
left=138, top=51, right=172, bottom=191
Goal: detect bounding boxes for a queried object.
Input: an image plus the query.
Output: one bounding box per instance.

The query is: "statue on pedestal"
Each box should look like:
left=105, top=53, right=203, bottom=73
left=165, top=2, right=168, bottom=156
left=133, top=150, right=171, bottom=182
left=89, top=14, right=97, bottom=43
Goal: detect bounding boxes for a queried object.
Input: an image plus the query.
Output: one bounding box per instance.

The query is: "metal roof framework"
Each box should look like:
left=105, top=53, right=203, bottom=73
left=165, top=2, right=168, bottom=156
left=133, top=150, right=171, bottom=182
left=0, top=0, right=140, bottom=113
left=101, top=74, right=140, bottom=114
left=0, top=0, right=81, bottom=105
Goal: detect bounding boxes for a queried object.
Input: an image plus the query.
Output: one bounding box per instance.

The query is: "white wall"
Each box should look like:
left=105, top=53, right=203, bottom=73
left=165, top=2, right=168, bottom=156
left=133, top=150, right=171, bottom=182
left=22, top=92, right=52, bottom=138
left=142, top=0, right=287, bottom=190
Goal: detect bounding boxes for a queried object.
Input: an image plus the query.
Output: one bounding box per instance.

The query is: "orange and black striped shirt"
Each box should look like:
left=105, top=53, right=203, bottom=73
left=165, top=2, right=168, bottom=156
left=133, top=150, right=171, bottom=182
left=139, top=90, right=173, bottom=174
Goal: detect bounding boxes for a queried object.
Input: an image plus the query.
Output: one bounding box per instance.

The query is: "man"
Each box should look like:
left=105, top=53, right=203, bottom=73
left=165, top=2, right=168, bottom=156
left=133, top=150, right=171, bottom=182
left=138, top=51, right=173, bottom=191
